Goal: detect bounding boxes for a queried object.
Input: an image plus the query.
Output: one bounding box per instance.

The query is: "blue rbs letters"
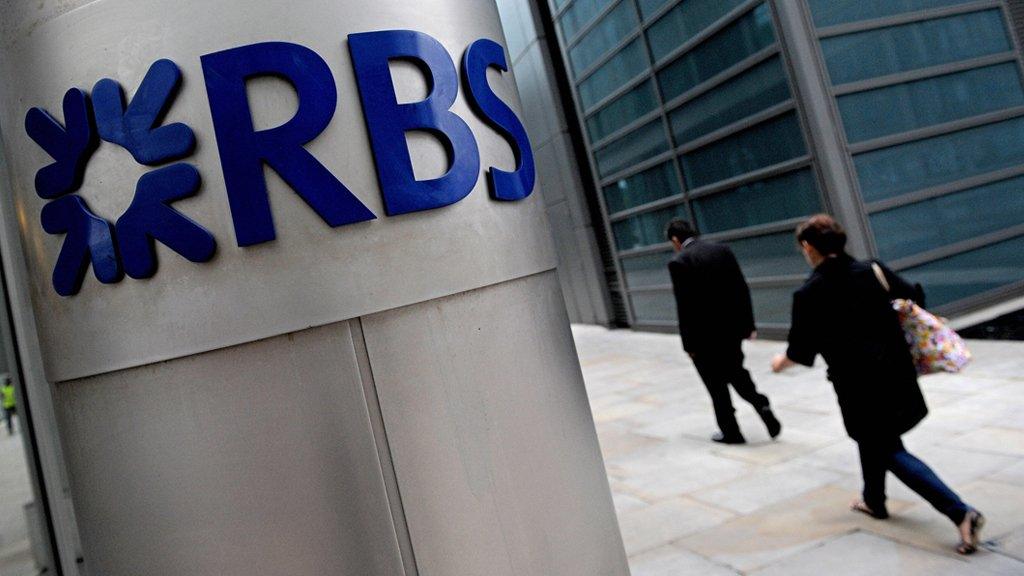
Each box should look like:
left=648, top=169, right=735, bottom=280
left=26, top=30, right=535, bottom=295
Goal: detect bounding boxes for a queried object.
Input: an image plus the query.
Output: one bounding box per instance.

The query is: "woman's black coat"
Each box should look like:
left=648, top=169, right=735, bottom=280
left=786, top=254, right=928, bottom=442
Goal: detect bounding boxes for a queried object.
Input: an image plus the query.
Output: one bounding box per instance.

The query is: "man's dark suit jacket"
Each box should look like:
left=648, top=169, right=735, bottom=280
left=668, top=238, right=755, bottom=353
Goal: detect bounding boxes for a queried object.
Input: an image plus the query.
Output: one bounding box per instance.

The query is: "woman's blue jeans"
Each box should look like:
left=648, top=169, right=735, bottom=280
left=858, top=437, right=970, bottom=525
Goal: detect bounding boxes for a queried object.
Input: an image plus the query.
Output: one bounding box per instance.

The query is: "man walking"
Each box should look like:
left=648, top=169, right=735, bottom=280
left=666, top=219, right=780, bottom=444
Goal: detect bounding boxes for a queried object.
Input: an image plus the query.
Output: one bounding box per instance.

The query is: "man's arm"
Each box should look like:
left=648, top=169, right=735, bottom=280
left=668, top=259, right=696, bottom=353
left=725, top=248, right=756, bottom=338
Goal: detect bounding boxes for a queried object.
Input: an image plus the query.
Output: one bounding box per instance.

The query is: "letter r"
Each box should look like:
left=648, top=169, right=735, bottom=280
left=201, top=42, right=376, bottom=246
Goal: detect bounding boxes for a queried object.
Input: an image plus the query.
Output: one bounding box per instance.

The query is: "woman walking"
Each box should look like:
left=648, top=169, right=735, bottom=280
left=770, top=214, right=985, bottom=555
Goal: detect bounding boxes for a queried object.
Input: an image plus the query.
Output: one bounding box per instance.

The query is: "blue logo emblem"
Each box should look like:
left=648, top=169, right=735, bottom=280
left=26, top=32, right=535, bottom=297
left=26, top=59, right=216, bottom=296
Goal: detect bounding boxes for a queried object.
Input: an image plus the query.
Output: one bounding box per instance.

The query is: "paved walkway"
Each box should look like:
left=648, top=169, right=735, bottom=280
left=0, top=422, right=36, bottom=576
left=572, top=325, right=1024, bottom=575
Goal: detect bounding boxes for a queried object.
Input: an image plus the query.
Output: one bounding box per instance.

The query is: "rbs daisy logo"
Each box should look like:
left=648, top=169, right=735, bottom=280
left=26, top=59, right=215, bottom=296
left=25, top=31, right=535, bottom=297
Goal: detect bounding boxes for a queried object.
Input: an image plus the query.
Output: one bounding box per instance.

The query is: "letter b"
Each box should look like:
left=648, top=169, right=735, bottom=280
left=348, top=30, right=481, bottom=216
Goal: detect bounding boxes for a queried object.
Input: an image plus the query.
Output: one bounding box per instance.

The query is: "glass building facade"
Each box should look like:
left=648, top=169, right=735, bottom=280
left=542, top=0, right=1024, bottom=330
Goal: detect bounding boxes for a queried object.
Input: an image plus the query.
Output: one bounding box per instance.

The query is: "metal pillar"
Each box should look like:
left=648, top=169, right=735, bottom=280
left=0, top=1, right=629, bottom=574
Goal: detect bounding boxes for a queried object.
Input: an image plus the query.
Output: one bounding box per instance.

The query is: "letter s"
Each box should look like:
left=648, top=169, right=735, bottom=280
left=462, top=38, right=535, bottom=201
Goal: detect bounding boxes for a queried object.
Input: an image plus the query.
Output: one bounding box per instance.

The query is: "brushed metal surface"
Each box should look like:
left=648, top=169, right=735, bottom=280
left=53, top=322, right=406, bottom=576
left=362, top=271, right=629, bottom=576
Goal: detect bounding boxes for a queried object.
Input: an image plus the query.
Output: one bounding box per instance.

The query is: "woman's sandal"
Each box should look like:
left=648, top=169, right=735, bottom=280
left=850, top=500, right=888, bottom=520
left=956, top=509, right=986, bottom=555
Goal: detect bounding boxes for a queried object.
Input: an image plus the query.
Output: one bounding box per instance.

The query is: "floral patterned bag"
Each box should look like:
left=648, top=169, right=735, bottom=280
left=872, top=263, right=972, bottom=375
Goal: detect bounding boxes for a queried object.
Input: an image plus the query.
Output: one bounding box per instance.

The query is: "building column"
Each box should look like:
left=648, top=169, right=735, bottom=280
left=773, top=0, right=875, bottom=258
left=0, top=1, right=628, bottom=575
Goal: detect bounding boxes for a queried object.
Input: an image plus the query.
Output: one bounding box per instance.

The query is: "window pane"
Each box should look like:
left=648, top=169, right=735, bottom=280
left=726, top=231, right=806, bottom=278
left=821, top=10, right=1011, bottom=85
left=621, top=250, right=673, bottom=288
left=657, top=4, right=775, bottom=101
left=838, top=63, right=1024, bottom=143
left=570, top=1, right=640, bottom=77
left=630, top=291, right=677, bottom=323
left=808, top=0, right=976, bottom=28
left=560, top=0, right=616, bottom=40
left=854, top=116, right=1024, bottom=202
left=693, top=169, right=820, bottom=233
left=638, top=0, right=673, bottom=20
left=579, top=40, right=649, bottom=110
left=628, top=285, right=796, bottom=324
left=587, top=80, right=659, bottom=142
left=751, top=285, right=798, bottom=324
left=612, top=204, right=689, bottom=251
left=603, top=161, right=681, bottom=213
left=647, top=0, right=748, bottom=63
left=681, top=112, right=806, bottom=190
left=902, top=234, right=1024, bottom=306
left=871, top=175, right=1024, bottom=261
left=669, top=56, right=790, bottom=145
left=595, top=119, right=669, bottom=178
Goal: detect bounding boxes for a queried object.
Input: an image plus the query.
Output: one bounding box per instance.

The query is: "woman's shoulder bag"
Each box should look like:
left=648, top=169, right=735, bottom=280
left=871, top=262, right=972, bottom=375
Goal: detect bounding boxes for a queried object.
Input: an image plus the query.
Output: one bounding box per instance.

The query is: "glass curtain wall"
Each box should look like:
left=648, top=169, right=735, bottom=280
left=551, top=0, right=824, bottom=328
left=809, top=0, right=1024, bottom=307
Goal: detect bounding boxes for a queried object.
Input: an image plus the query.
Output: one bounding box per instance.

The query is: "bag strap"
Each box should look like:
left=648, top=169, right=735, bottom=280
left=871, top=262, right=891, bottom=293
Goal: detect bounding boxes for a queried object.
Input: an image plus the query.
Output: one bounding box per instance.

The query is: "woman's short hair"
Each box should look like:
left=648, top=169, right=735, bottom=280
left=796, top=214, right=847, bottom=256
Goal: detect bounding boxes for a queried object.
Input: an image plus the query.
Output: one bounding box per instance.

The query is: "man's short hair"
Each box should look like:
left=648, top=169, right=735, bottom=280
left=665, top=218, right=697, bottom=243
left=796, top=213, right=847, bottom=256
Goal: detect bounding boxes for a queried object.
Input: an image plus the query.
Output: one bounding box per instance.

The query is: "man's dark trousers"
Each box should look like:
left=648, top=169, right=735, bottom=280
left=691, top=339, right=769, bottom=439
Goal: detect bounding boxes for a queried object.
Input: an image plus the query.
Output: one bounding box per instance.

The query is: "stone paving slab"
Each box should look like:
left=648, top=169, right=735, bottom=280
left=630, top=544, right=740, bottom=576
left=618, top=497, right=736, bottom=556
left=0, top=430, right=35, bottom=576
left=750, top=531, right=1016, bottom=576
left=677, top=485, right=914, bottom=573
left=996, top=527, right=1024, bottom=562
left=690, top=461, right=843, bottom=515
left=573, top=325, right=1024, bottom=575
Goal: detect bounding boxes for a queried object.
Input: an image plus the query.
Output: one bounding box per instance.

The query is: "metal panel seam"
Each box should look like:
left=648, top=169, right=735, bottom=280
left=351, top=318, right=420, bottom=576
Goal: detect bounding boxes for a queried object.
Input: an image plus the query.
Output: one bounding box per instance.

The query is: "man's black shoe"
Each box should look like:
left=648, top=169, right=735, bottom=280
left=760, top=407, right=782, bottom=439
left=711, top=431, right=746, bottom=445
